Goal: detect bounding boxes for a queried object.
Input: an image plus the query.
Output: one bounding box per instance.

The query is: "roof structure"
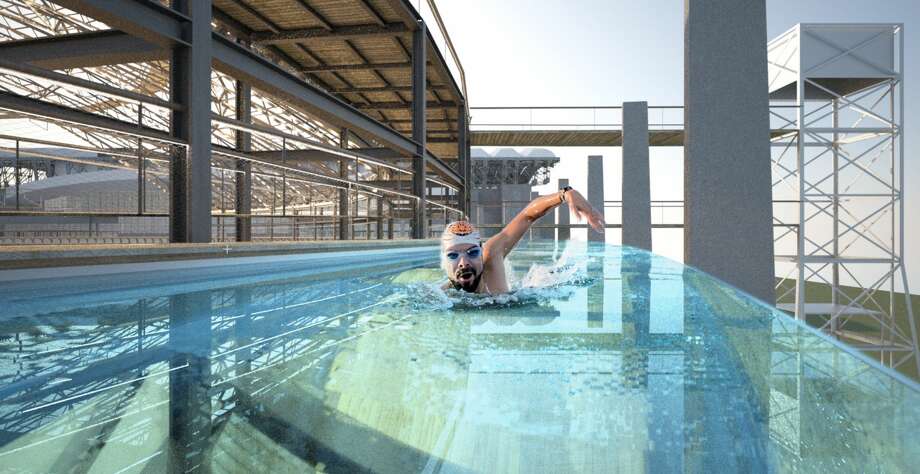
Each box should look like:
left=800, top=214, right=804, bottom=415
left=0, top=0, right=471, bottom=241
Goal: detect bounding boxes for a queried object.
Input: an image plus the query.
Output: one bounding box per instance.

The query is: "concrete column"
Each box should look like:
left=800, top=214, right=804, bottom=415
left=169, top=0, right=212, bottom=243
left=338, top=128, right=351, bottom=240
left=622, top=101, right=652, bottom=250
left=557, top=178, right=570, bottom=240
left=411, top=23, right=428, bottom=239
left=587, top=156, right=605, bottom=243
left=234, top=81, right=252, bottom=242
left=530, top=191, right=554, bottom=240
left=684, top=0, right=775, bottom=303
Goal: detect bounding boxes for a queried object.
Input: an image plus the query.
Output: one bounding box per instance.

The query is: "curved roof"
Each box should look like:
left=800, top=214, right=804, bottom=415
left=471, top=147, right=559, bottom=160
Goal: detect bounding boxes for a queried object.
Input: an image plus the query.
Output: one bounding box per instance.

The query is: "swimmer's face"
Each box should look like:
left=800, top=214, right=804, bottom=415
left=444, top=243, right=483, bottom=292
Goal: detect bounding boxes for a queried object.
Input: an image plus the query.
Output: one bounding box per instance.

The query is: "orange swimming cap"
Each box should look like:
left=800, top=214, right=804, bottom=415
left=441, top=220, right=480, bottom=249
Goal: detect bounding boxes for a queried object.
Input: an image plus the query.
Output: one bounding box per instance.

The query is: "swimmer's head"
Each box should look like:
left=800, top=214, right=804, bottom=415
left=441, top=221, right=483, bottom=292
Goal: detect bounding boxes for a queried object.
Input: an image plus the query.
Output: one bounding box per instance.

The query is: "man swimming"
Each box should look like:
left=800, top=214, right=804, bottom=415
left=441, top=186, right=605, bottom=294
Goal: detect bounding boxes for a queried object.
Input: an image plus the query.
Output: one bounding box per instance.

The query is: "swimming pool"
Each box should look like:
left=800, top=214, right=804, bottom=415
left=1, top=241, right=918, bottom=473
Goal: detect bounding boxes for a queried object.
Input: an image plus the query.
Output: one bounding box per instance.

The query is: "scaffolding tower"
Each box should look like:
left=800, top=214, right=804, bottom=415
left=769, top=24, right=918, bottom=372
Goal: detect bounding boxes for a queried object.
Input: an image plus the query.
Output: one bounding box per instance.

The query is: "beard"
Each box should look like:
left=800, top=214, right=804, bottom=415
left=450, top=268, right=482, bottom=293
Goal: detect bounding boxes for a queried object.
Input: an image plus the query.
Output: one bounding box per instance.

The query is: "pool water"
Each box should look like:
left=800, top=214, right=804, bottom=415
left=1, top=241, right=918, bottom=473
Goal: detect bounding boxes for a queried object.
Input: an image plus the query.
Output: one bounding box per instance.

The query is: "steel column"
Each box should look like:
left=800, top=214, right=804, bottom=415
left=831, top=98, right=839, bottom=326
left=169, top=0, right=212, bottom=243
left=458, top=103, right=470, bottom=218
left=338, top=128, right=352, bottom=240
left=14, top=140, right=19, bottom=211
left=376, top=197, right=383, bottom=239
left=235, top=80, right=252, bottom=242
left=794, top=26, right=806, bottom=318
left=411, top=21, right=427, bottom=239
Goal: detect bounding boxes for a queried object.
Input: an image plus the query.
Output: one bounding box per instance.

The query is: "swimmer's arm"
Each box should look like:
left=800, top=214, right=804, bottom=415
left=485, top=188, right=604, bottom=258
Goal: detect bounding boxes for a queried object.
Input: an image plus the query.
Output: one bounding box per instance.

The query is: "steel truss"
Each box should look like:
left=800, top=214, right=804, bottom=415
left=769, top=24, right=918, bottom=373
left=0, top=0, right=466, bottom=244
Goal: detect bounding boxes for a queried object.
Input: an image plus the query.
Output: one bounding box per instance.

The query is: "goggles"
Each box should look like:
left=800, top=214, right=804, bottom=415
left=444, top=246, right=482, bottom=261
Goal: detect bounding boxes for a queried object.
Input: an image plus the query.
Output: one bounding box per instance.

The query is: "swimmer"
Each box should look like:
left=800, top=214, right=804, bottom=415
left=441, top=186, right=605, bottom=293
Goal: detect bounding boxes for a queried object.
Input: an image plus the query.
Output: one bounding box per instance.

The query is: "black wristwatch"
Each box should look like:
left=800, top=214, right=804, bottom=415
left=559, top=185, right=573, bottom=203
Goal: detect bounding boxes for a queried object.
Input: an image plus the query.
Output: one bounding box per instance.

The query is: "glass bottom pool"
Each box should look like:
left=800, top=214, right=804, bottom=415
left=1, top=241, right=918, bottom=473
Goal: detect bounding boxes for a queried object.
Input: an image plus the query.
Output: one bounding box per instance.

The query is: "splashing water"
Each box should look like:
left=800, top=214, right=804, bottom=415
left=392, top=244, right=597, bottom=311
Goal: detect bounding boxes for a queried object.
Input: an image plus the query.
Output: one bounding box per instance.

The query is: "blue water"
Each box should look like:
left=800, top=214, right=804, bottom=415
left=0, top=241, right=918, bottom=473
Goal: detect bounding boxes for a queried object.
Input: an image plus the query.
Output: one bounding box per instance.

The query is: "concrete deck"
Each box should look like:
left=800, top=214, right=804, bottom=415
left=0, top=239, right=440, bottom=270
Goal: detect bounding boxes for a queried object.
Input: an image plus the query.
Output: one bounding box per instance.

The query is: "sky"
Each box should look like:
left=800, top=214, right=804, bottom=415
left=437, top=0, right=920, bottom=290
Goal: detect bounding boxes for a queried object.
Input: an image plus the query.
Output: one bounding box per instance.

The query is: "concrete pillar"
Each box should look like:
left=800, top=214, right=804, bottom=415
left=234, top=81, right=252, bottom=242
left=530, top=191, right=554, bottom=240
left=684, top=0, right=775, bottom=303
left=411, top=23, right=427, bottom=239
left=587, top=156, right=605, bottom=243
left=622, top=101, right=652, bottom=251
left=557, top=178, right=570, bottom=240
left=169, top=0, right=212, bottom=243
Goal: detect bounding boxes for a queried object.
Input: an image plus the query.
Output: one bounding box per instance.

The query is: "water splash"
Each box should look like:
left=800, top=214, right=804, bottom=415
left=392, top=244, right=597, bottom=311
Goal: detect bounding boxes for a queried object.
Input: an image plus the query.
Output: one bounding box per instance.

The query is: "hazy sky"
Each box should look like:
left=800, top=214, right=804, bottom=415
left=438, top=0, right=920, bottom=289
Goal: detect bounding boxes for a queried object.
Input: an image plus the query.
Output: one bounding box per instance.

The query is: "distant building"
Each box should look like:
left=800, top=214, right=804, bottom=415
left=470, top=148, right=559, bottom=239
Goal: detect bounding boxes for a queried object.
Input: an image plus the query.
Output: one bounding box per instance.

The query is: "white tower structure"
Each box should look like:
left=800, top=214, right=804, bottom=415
left=768, top=24, right=918, bottom=372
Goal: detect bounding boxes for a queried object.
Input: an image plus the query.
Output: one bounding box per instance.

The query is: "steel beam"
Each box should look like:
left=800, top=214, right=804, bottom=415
left=0, top=90, right=176, bottom=143
left=333, top=85, right=447, bottom=93
left=169, top=0, right=212, bottom=243
left=235, top=80, right=252, bottom=242
left=53, top=0, right=188, bottom=47
left=252, top=23, right=408, bottom=45
left=41, top=0, right=434, bottom=170
left=0, top=30, right=165, bottom=69
left=411, top=22, right=427, bottom=239
left=302, top=61, right=413, bottom=73
left=356, top=100, right=457, bottom=110
left=41, top=1, right=460, bottom=188
left=382, top=0, right=421, bottom=29
left=249, top=149, right=339, bottom=162
left=209, top=35, right=424, bottom=163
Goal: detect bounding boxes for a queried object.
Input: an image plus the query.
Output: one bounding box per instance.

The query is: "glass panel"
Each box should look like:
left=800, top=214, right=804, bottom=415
left=3, top=242, right=917, bottom=472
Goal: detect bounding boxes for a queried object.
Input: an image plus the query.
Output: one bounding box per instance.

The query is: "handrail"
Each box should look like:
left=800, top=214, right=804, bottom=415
left=468, top=105, right=802, bottom=131
left=425, top=0, right=466, bottom=104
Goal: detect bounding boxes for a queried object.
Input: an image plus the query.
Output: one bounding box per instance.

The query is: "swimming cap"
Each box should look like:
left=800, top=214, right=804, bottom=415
left=440, top=220, right=480, bottom=250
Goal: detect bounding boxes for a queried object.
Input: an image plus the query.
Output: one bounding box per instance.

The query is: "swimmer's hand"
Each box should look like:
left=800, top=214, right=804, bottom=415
left=565, top=189, right=606, bottom=233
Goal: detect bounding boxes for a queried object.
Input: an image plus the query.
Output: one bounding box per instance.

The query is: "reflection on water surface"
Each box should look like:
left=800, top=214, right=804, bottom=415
left=1, top=242, right=918, bottom=473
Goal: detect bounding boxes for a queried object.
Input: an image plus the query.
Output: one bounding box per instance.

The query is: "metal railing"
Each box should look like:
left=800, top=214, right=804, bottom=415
left=469, top=105, right=802, bottom=132
left=414, top=0, right=468, bottom=106
left=468, top=106, right=684, bottom=132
